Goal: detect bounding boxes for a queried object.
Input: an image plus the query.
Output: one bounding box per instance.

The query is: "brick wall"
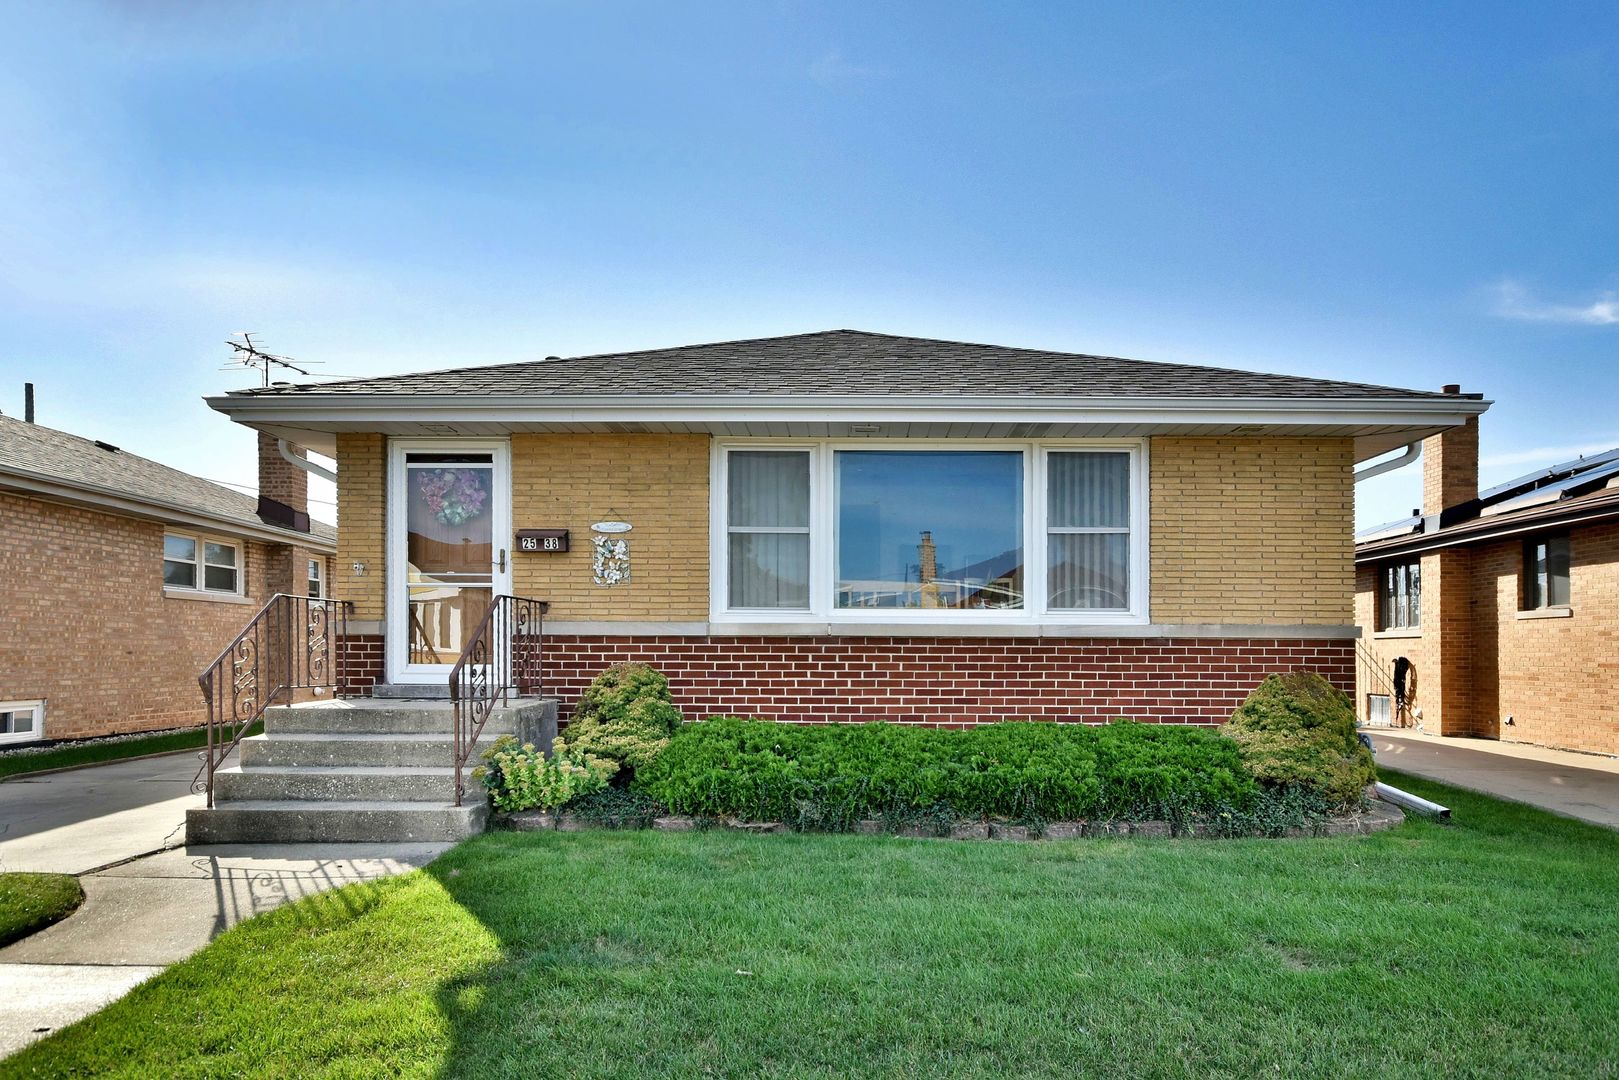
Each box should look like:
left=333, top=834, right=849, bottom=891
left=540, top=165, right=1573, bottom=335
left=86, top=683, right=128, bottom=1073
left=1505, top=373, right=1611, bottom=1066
left=335, top=432, right=386, bottom=621
left=0, top=491, right=301, bottom=739
left=1356, top=520, right=1619, bottom=755
left=510, top=433, right=710, bottom=619
left=540, top=635, right=1352, bottom=726
left=1150, top=436, right=1354, bottom=624
left=338, top=634, right=385, bottom=696
left=1354, top=561, right=1442, bottom=729
left=1475, top=523, right=1619, bottom=755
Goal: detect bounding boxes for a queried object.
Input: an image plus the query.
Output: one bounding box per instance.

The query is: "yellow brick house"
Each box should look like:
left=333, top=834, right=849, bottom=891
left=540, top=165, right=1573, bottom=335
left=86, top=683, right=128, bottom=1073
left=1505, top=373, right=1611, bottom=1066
left=205, top=330, right=1486, bottom=731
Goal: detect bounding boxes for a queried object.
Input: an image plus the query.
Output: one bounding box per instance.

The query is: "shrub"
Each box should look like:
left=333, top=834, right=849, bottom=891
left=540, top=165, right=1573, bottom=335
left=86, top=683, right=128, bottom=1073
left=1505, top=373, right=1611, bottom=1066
left=561, top=663, right=684, bottom=775
left=475, top=735, right=618, bottom=813
left=1221, top=672, right=1375, bottom=809
left=635, top=717, right=1264, bottom=829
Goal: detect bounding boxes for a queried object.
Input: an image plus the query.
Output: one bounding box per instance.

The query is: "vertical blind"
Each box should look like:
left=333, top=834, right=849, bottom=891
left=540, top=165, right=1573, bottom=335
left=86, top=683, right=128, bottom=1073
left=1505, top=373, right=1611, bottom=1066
left=728, top=451, right=811, bottom=608
left=1047, top=452, right=1131, bottom=610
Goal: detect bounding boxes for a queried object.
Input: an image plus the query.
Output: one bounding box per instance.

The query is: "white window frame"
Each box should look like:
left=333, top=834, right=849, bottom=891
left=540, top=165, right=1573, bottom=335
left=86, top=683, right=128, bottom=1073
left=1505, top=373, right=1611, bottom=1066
left=710, top=438, right=1149, bottom=626
left=162, top=531, right=245, bottom=598
left=0, top=700, right=44, bottom=746
left=307, top=558, right=324, bottom=598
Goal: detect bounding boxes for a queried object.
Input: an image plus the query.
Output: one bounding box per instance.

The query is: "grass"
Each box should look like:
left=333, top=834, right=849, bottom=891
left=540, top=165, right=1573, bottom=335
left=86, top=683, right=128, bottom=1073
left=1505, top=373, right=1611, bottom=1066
left=4, top=769, right=1617, bottom=1079
left=0, top=722, right=261, bottom=781
left=0, top=873, right=83, bottom=948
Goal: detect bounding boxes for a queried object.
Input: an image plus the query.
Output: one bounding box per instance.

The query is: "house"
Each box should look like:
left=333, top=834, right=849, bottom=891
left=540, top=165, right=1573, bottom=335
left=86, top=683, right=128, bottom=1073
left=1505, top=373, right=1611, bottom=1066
left=1355, top=412, right=1619, bottom=756
left=0, top=404, right=335, bottom=744
left=203, top=329, right=1488, bottom=731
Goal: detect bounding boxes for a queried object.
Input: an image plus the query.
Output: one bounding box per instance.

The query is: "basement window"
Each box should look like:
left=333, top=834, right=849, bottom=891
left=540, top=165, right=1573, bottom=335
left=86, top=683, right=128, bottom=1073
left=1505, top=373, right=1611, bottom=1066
left=1523, top=534, right=1571, bottom=610
left=0, top=701, right=43, bottom=745
left=1378, top=560, right=1421, bottom=630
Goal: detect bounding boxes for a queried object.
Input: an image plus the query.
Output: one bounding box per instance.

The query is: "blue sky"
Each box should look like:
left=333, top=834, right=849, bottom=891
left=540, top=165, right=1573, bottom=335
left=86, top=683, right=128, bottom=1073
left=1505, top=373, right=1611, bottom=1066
left=1, top=2, right=1615, bottom=527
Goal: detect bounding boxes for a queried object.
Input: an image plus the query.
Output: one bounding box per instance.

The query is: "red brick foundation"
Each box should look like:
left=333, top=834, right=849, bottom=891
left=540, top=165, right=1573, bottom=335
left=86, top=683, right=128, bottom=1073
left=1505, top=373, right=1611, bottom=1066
left=338, top=634, right=385, bottom=696
left=534, top=635, right=1354, bottom=726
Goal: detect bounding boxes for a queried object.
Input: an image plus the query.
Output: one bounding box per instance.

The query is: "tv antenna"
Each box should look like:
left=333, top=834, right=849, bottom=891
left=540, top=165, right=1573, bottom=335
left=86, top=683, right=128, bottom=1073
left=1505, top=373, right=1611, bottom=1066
left=222, top=332, right=323, bottom=387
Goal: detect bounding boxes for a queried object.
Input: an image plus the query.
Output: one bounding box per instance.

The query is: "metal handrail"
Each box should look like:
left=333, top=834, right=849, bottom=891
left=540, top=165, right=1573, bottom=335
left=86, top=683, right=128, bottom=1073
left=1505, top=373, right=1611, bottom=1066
left=195, top=594, right=353, bottom=805
left=448, top=595, right=549, bottom=806
left=1355, top=638, right=1408, bottom=727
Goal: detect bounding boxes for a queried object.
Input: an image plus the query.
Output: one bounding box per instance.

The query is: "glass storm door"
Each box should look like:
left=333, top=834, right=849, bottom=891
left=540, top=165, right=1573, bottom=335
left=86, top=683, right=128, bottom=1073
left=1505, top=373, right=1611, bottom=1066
left=387, top=444, right=511, bottom=684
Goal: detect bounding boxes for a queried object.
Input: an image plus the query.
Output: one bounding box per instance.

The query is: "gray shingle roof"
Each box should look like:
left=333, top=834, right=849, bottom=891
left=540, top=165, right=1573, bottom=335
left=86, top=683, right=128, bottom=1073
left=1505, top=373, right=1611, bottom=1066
left=228, top=329, right=1455, bottom=400
left=0, top=413, right=335, bottom=545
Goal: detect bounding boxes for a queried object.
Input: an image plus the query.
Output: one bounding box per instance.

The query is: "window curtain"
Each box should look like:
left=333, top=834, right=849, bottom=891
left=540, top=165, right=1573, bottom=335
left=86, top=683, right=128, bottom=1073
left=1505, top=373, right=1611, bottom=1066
left=728, top=452, right=810, bottom=608
left=1048, top=453, right=1130, bottom=610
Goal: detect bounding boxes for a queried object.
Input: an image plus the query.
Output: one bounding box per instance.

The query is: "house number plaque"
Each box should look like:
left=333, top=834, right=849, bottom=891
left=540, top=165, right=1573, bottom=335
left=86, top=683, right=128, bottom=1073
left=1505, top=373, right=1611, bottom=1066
left=515, top=529, right=570, bottom=553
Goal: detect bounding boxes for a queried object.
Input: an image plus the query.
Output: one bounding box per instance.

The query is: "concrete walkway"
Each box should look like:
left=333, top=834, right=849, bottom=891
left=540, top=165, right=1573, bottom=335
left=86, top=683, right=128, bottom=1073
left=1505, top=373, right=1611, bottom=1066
left=1372, top=729, right=1619, bottom=830
left=0, top=752, right=451, bottom=1059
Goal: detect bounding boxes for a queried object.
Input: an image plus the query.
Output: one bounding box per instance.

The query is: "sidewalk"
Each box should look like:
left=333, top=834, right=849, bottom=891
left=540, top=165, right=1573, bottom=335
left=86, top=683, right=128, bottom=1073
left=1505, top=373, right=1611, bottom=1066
left=0, top=752, right=451, bottom=1059
left=1371, top=729, right=1619, bottom=830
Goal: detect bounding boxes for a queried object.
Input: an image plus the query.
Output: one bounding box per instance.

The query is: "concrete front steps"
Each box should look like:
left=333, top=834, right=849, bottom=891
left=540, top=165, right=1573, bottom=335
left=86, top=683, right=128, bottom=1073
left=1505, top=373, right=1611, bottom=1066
left=186, top=694, right=557, bottom=844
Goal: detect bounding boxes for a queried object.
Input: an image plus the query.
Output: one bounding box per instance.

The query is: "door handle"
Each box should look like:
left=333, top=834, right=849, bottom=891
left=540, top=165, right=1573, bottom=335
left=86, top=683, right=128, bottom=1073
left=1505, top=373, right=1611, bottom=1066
left=497, top=549, right=507, bottom=573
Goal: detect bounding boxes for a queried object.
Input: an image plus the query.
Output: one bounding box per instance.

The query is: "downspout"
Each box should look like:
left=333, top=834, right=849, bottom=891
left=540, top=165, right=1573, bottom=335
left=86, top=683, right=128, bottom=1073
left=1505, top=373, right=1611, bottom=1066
left=1353, top=441, right=1421, bottom=483
left=277, top=438, right=337, bottom=483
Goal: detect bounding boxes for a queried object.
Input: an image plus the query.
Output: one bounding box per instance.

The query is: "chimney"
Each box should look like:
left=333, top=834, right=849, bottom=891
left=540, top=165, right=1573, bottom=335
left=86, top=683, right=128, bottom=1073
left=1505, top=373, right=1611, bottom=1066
left=257, top=430, right=311, bottom=533
left=1422, top=385, right=1479, bottom=519
left=918, top=530, right=941, bottom=609
left=24, top=383, right=34, bottom=424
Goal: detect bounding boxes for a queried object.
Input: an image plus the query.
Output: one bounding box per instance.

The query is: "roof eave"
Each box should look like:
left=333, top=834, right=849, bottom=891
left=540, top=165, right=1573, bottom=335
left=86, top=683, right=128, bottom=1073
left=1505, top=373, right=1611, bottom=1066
left=0, top=467, right=338, bottom=551
left=207, top=391, right=1490, bottom=424
left=1355, top=497, right=1619, bottom=561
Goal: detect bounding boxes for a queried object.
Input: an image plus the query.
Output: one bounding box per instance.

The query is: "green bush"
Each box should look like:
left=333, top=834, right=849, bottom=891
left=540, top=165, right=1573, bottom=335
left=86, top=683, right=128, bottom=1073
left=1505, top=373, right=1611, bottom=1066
left=560, top=663, right=684, bottom=775
left=1221, top=672, right=1375, bottom=809
left=635, top=717, right=1265, bottom=829
left=475, top=735, right=618, bottom=813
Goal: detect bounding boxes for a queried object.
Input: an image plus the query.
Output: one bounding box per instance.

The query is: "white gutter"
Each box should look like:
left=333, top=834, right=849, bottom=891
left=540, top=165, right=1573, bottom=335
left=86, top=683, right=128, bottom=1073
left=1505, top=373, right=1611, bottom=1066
left=277, top=438, right=337, bottom=482
left=1353, top=441, right=1422, bottom=482
left=207, top=394, right=1492, bottom=430
left=0, top=469, right=337, bottom=551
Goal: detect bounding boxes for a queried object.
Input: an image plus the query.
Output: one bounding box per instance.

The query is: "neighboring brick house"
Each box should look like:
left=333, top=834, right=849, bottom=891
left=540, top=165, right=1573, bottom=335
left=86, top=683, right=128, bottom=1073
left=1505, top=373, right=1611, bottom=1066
left=0, top=411, right=335, bottom=742
left=205, top=329, right=1487, bottom=728
left=1355, top=413, right=1619, bottom=756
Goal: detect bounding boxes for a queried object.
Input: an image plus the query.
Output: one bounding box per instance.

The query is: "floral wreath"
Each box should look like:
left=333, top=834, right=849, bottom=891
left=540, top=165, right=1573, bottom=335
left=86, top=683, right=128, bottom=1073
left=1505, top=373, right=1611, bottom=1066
left=417, top=468, right=488, bottom=526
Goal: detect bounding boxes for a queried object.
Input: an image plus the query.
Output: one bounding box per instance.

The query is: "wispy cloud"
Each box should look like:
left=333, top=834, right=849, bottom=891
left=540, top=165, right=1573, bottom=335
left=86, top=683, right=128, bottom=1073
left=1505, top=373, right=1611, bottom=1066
left=809, top=49, right=885, bottom=89
left=1482, top=440, right=1619, bottom=468
left=1488, top=279, right=1619, bottom=325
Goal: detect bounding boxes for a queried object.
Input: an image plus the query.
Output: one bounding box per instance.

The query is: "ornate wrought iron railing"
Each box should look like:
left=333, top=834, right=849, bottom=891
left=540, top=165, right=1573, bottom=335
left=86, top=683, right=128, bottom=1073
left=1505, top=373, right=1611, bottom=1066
left=449, top=594, right=549, bottom=806
left=195, top=594, right=353, bottom=805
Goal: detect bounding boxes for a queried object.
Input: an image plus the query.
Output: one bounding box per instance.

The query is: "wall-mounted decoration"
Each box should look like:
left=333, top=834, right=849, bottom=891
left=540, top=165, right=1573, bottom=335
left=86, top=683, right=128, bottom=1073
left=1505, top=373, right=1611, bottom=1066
left=591, top=521, right=632, bottom=586
left=416, top=468, right=489, bottom=526
left=515, top=528, right=570, bottom=553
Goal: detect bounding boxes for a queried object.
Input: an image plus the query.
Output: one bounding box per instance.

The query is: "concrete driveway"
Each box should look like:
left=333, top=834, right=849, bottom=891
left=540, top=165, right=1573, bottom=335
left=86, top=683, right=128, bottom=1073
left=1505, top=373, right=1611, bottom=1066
left=1373, top=730, right=1619, bottom=830
left=0, top=751, right=203, bottom=874
left=0, top=752, right=451, bottom=1059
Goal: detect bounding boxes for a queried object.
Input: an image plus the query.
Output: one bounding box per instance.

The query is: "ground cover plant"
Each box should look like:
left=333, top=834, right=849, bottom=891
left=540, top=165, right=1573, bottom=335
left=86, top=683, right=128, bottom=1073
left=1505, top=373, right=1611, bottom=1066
left=0, top=873, right=83, bottom=948
left=0, top=723, right=260, bottom=781
left=6, top=770, right=1616, bottom=1079
left=635, top=716, right=1341, bottom=833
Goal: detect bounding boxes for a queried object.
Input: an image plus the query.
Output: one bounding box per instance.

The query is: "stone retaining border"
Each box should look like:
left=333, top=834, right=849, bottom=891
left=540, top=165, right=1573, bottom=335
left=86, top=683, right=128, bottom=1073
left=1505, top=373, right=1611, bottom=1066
left=498, top=796, right=1405, bottom=840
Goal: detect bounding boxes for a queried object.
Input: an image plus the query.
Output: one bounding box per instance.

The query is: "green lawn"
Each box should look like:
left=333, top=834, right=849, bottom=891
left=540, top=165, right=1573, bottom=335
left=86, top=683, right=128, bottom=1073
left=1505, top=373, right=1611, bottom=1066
left=0, top=723, right=261, bottom=781
left=0, top=873, right=83, bottom=948
left=4, top=770, right=1616, bottom=1079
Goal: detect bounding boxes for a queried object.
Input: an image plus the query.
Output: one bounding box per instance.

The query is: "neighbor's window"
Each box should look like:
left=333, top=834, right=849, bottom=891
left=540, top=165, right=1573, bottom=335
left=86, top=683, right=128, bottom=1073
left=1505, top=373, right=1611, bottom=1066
left=1523, top=534, right=1571, bottom=610
left=0, top=701, right=43, bottom=746
left=716, top=442, right=1143, bottom=619
left=307, top=559, right=324, bottom=598
left=727, top=451, right=811, bottom=609
left=836, top=450, right=1023, bottom=610
left=1047, top=451, right=1131, bottom=611
left=1378, top=561, right=1421, bottom=630
left=163, top=533, right=241, bottom=595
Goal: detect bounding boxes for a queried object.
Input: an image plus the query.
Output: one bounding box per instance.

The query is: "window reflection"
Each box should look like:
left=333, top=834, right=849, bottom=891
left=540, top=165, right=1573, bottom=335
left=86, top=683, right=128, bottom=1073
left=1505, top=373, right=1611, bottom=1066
left=835, top=451, right=1024, bottom=609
